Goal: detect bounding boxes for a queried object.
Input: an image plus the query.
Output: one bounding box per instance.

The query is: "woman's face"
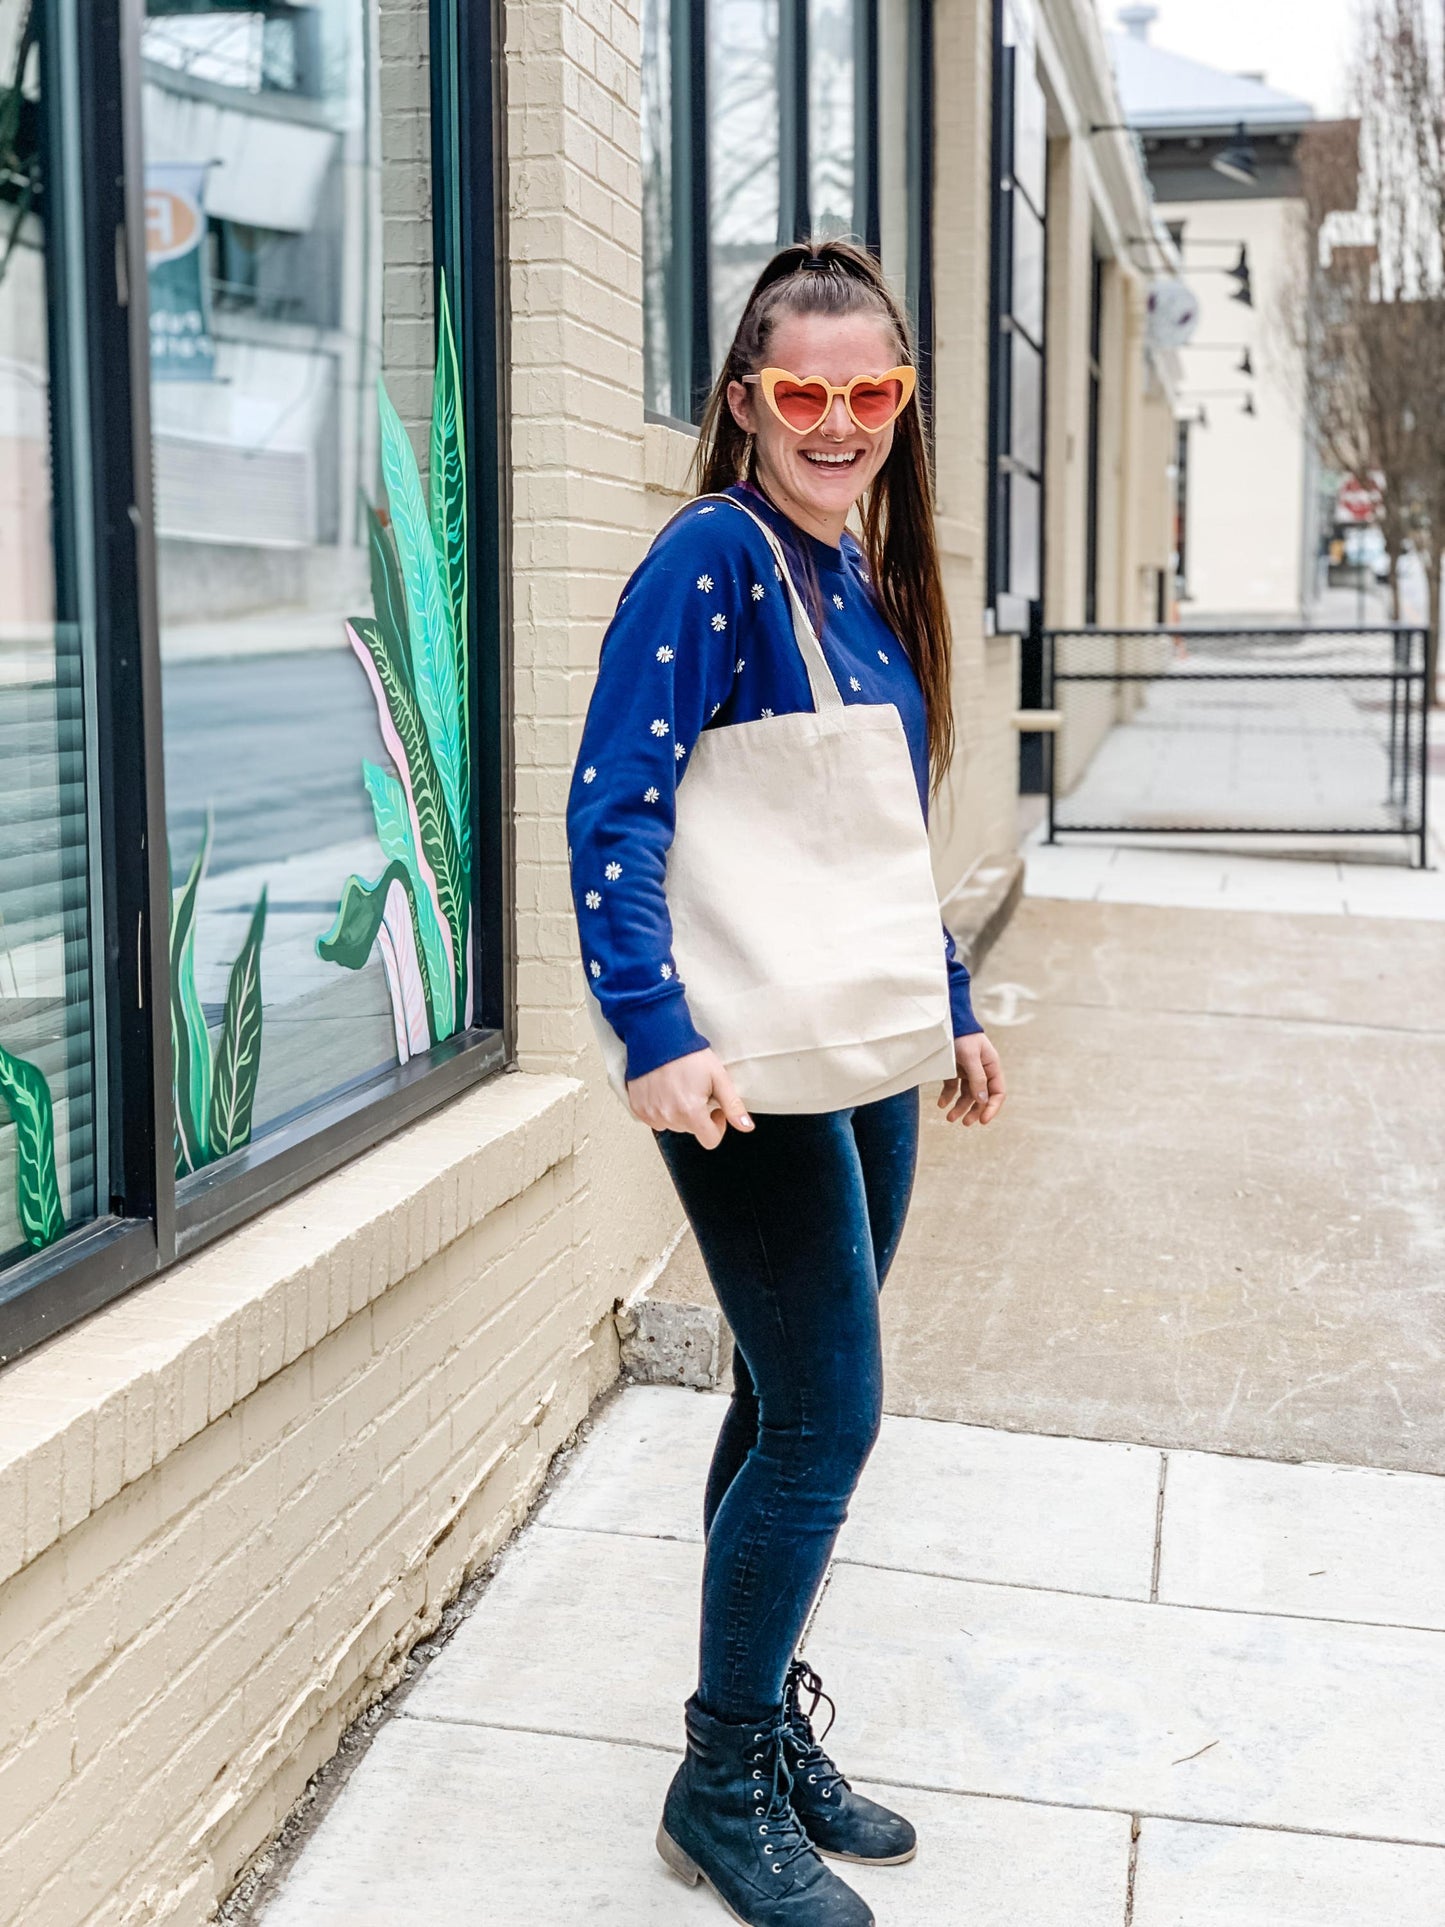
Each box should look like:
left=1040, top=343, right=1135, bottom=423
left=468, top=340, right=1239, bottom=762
left=727, top=310, right=902, bottom=542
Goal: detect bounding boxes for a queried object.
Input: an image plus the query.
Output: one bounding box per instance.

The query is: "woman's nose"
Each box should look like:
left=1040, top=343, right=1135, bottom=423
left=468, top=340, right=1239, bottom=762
left=823, top=394, right=851, bottom=438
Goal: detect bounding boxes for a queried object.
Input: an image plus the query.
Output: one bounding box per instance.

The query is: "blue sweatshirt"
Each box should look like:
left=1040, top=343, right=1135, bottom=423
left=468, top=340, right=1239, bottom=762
left=566, top=483, right=981, bottom=1082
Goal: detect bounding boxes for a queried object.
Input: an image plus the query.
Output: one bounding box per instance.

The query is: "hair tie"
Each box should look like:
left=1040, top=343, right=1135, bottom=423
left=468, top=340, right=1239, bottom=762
left=801, top=253, right=832, bottom=273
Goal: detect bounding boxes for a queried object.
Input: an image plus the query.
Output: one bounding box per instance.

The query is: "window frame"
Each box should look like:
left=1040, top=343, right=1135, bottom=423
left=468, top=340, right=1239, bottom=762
left=650, top=0, right=935, bottom=429
left=0, top=0, right=513, bottom=1364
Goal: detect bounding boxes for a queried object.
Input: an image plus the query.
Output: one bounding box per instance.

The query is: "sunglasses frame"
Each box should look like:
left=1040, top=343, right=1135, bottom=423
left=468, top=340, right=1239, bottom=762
left=742, top=365, right=918, bottom=435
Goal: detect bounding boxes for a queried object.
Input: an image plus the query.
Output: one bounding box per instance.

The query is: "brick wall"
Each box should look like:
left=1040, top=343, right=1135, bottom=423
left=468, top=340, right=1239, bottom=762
left=0, top=1078, right=599, bottom=1926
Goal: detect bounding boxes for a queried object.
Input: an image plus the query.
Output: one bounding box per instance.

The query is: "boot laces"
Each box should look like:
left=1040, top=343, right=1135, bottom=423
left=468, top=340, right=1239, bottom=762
left=784, top=1662, right=849, bottom=1799
left=745, top=1712, right=817, bottom=1878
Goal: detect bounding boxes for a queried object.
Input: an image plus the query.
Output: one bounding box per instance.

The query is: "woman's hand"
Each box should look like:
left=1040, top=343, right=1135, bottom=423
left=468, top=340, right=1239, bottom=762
left=627, top=1048, right=755, bottom=1149
left=938, top=1032, right=1006, bottom=1127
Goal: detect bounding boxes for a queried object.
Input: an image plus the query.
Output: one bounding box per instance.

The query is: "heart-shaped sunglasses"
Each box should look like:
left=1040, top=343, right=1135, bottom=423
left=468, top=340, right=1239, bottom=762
left=741, top=365, right=918, bottom=435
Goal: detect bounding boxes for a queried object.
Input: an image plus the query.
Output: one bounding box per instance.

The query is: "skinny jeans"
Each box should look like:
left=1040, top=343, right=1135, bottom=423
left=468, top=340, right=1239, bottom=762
left=655, top=1088, right=919, bottom=1724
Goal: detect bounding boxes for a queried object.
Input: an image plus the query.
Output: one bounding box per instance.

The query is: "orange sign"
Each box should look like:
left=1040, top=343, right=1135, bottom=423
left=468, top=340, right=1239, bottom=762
left=145, top=187, right=201, bottom=266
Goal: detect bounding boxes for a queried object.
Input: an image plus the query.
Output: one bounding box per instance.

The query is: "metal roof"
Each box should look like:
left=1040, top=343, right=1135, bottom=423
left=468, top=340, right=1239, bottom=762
left=1105, top=30, right=1315, bottom=134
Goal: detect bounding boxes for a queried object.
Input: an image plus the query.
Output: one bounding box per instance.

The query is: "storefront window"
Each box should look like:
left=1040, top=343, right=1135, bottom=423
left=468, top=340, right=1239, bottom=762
left=141, top=0, right=470, bottom=1176
left=809, top=0, right=857, bottom=242
left=708, top=0, right=781, bottom=366
left=642, top=0, right=675, bottom=416
left=0, top=0, right=104, bottom=1269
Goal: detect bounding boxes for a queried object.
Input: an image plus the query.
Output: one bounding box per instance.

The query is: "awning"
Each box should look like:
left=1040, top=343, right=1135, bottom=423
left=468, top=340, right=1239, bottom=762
left=142, top=75, right=338, bottom=234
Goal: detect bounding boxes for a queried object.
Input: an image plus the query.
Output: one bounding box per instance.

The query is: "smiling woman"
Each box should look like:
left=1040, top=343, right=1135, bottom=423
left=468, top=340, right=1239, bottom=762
left=566, top=238, right=1004, bottom=1926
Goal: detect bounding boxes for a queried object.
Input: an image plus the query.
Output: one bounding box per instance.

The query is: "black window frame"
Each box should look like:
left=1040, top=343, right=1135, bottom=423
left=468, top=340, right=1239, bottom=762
left=987, top=0, right=1048, bottom=640
left=646, top=0, right=936, bottom=431
left=0, top=0, right=513, bottom=1365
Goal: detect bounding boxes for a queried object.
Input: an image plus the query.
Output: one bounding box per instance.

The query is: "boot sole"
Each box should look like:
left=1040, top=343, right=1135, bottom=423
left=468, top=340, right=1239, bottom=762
left=819, top=1843, right=919, bottom=1867
left=655, top=1824, right=749, bottom=1924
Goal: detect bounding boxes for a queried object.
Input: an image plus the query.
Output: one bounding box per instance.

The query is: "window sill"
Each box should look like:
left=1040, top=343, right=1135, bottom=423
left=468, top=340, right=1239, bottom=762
left=644, top=419, right=700, bottom=497
left=0, top=1069, right=583, bottom=1587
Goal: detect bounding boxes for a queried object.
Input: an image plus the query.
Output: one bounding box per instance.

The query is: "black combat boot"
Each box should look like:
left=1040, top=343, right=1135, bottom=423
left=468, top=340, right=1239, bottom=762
left=657, top=1695, right=875, bottom=1925
left=782, top=1661, right=917, bottom=1866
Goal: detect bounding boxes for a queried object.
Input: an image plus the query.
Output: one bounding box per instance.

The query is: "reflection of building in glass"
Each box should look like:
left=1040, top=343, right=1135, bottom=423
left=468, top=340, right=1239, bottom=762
left=708, top=0, right=782, bottom=364
left=142, top=0, right=380, bottom=618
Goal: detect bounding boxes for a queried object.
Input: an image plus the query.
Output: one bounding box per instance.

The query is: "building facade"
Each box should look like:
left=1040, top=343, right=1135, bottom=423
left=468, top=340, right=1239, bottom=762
left=1108, top=3, right=1318, bottom=622
left=0, top=2, right=1170, bottom=1920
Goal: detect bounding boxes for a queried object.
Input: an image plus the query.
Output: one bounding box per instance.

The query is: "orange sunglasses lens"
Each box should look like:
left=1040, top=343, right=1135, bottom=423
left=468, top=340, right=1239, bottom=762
left=771, top=377, right=833, bottom=431
left=848, top=376, right=906, bottom=429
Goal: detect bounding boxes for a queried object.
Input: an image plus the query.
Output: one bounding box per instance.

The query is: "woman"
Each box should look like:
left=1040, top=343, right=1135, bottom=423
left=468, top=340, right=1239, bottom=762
left=567, top=240, right=1005, bottom=1927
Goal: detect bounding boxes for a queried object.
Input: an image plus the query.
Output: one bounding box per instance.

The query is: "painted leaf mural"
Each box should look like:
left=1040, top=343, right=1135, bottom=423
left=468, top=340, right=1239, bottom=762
left=0, top=1043, right=65, bottom=1252
left=209, top=888, right=268, bottom=1158
left=320, top=274, right=474, bottom=1055
left=169, top=823, right=269, bottom=1177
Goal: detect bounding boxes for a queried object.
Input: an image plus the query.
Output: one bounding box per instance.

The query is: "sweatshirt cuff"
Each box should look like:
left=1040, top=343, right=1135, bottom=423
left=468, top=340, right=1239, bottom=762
left=615, top=988, right=712, bottom=1082
left=949, top=965, right=983, bottom=1039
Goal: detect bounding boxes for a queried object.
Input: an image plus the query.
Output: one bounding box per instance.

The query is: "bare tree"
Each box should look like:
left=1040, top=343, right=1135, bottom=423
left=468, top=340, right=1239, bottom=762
left=1286, top=1, right=1445, bottom=704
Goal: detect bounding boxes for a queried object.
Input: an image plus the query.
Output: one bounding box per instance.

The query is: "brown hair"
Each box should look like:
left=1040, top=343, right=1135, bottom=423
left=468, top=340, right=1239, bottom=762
left=693, top=239, right=954, bottom=791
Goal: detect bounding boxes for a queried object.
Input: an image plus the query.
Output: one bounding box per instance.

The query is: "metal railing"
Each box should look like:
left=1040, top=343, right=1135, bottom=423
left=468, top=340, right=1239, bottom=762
left=1043, top=626, right=1431, bottom=870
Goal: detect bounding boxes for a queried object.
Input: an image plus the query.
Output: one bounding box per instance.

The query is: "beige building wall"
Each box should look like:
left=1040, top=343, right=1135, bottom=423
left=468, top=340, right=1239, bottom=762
left=1172, top=195, right=1309, bottom=620
left=1037, top=0, right=1179, bottom=795
left=930, top=0, right=1021, bottom=921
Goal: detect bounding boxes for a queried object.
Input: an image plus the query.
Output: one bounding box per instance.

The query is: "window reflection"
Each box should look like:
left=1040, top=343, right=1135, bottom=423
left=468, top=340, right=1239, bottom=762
left=642, top=0, right=674, bottom=415
left=0, top=0, right=103, bottom=1263
left=709, top=0, right=781, bottom=367
left=142, top=0, right=441, bottom=1166
left=809, top=0, right=856, bottom=241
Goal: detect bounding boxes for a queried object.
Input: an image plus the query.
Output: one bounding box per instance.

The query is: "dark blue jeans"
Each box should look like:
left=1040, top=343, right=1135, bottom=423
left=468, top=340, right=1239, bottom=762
left=655, top=1088, right=920, bottom=1724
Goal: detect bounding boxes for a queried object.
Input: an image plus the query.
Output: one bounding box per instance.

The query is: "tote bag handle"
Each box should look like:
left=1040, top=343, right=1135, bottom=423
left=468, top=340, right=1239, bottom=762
left=686, top=493, right=847, bottom=716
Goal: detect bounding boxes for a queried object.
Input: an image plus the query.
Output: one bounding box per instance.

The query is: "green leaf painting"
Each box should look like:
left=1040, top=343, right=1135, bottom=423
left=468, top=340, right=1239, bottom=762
left=321, top=275, right=475, bottom=1059
left=209, top=888, right=268, bottom=1159
left=0, top=1044, right=65, bottom=1252
left=170, top=824, right=269, bottom=1178
left=170, top=817, right=215, bottom=1176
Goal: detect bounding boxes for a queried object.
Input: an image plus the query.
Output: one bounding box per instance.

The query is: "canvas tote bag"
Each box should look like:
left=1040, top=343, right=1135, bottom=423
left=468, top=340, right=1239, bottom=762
left=588, top=493, right=958, bottom=1115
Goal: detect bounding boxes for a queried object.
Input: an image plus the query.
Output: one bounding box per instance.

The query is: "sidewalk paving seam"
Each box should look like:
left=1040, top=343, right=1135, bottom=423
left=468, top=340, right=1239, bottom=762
left=532, top=1526, right=1445, bottom=1637
left=1149, top=1453, right=1168, bottom=1603
left=1017, top=994, right=1445, bottom=1040
left=377, top=1711, right=1445, bottom=1855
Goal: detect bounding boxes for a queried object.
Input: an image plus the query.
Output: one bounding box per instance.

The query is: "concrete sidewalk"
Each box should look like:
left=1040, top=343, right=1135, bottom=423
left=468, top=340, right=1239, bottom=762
left=236, top=852, right=1445, bottom=1924
left=245, top=1384, right=1445, bottom=1925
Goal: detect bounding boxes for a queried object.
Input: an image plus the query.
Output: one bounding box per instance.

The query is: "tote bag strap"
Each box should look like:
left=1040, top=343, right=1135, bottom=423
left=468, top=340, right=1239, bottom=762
left=692, top=493, right=846, bottom=716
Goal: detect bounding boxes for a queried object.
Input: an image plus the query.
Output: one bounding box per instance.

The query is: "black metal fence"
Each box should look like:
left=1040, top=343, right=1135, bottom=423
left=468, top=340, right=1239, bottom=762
left=1043, top=626, right=1431, bottom=869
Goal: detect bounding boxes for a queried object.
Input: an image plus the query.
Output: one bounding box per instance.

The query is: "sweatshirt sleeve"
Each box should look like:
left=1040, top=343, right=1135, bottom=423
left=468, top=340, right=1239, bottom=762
left=944, top=925, right=983, bottom=1038
left=566, top=506, right=752, bottom=1081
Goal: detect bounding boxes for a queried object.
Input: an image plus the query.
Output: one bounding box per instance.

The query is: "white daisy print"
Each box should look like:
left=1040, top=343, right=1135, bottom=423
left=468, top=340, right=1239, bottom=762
left=643, top=785, right=660, bottom=803
left=656, top=645, right=674, bottom=662
left=760, top=707, right=775, bottom=718
left=650, top=718, right=669, bottom=737
left=674, top=741, right=687, bottom=760
left=581, top=765, right=596, bottom=784
left=696, top=574, right=714, bottom=593
left=710, top=702, right=722, bottom=718
left=604, top=862, right=622, bottom=881
left=750, top=583, right=765, bottom=602
left=736, top=658, right=746, bottom=673
left=584, top=890, right=601, bottom=909
left=832, top=593, right=845, bottom=610
left=660, top=962, right=674, bottom=981
left=589, top=960, right=601, bottom=978
left=849, top=676, right=861, bottom=692
left=711, top=612, right=728, bottom=632
left=698, top=505, right=716, bottom=515
left=878, top=649, right=890, bottom=664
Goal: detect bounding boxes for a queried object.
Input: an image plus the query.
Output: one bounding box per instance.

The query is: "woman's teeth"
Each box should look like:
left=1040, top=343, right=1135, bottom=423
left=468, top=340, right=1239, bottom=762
left=802, top=450, right=860, bottom=467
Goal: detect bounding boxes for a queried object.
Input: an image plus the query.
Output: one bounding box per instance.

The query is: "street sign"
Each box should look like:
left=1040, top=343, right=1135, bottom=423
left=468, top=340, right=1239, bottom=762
left=1336, top=477, right=1376, bottom=523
